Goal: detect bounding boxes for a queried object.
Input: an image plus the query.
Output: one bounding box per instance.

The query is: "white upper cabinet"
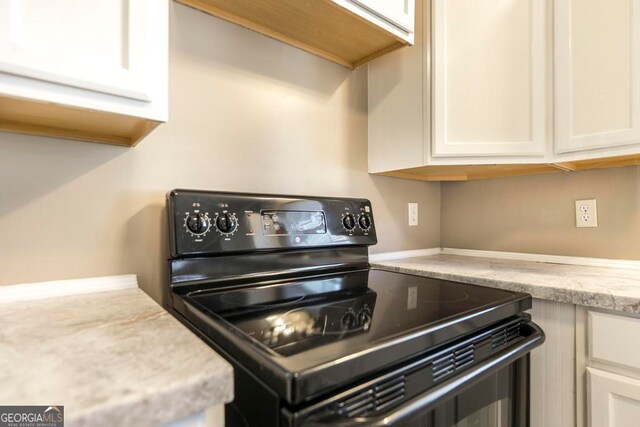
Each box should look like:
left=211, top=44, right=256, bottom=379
left=0, top=0, right=154, bottom=103
left=348, top=0, right=415, bottom=33
left=432, top=0, right=547, bottom=157
left=329, top=0, right=416, bottom=44
left=368, top=0, right=424, bottom=173
left=0, top=0, right=168, bottom=146
left=555, top=0, right=640, bottom=154
left=368, top=0, right=640, bottom=181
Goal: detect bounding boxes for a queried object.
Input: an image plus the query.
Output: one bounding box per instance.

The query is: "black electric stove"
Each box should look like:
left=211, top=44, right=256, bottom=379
left=166, top=190, right=544, bottom=427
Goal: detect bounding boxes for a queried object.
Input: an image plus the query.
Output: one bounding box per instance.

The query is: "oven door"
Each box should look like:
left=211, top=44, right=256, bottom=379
left=295, top=321, right=543, bottom=427
left=426, top=356, right=529, bottom=426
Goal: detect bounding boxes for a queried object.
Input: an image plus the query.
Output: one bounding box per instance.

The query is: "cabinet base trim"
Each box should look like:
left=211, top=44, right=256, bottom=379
left=0, top=95, right=160, bottom=146
left=373, top=154, right=640, bottom=181
left=175, top=0, right=410, bottom=69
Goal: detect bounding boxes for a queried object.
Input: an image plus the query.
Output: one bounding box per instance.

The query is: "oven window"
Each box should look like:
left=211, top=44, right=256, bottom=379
left=450, top=362, right=513, bottom=427
left=407, top=362, right=521, bottom=427
left=455, top=397, right=512, bottom=427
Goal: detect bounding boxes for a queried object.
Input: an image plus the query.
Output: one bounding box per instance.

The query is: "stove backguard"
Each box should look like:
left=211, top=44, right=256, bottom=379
left=168, top=189, right=377, bottom=259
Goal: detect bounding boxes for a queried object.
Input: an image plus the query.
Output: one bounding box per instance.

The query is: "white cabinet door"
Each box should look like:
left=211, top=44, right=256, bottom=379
left=350, top=0, right=415, bottom=33
left=588, top=367, right=640, bottom=427
left=0, top=0, right=152, bottom=101
left=555, top=0, right=640, bottom=154
left=0, top=0, right=163, bottom=104
left=431, top=0, right=547, bottom=157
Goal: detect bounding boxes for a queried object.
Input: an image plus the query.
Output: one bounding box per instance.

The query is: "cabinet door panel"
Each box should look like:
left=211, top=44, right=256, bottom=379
left=0, top=0, right=156, bottom=101
left=588, top=310, right=640, bottom=372
left=588, top=367, right=640, bottom=427
left=432, top=0, right=546, bottom=157
left=555, top=0, right=640, bottom=153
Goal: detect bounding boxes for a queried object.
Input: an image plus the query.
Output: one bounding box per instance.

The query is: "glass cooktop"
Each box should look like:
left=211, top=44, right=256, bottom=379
left=187, top=269, right=520, bottom=357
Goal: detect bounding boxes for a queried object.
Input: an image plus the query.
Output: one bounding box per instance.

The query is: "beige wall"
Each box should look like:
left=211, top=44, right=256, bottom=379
left=0, top=4, right=441, bottom=301
left=7, top=3, right=634, bottom=302
left=441, top=166, right=640, bottom=260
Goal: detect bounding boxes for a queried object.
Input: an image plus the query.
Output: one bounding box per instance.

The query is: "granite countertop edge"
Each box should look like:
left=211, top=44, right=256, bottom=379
left=71, top=361, right=234, bottom=427
left=0, top=287, right=234, bottom=427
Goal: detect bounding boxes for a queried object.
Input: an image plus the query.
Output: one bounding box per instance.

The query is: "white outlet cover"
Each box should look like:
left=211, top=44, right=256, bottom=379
left=575, top=199, right=598, bottom=228
left=408, top=202, right=418, bottom=226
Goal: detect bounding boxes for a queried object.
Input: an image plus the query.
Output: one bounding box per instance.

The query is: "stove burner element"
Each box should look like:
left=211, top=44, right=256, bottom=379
left=200, top=287, right=378, bottom=356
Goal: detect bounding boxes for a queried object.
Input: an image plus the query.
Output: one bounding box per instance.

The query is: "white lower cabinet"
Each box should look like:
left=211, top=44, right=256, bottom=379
left=588, top=368, right=640, bottom=427
left=577, top=308, right=640, bottom=427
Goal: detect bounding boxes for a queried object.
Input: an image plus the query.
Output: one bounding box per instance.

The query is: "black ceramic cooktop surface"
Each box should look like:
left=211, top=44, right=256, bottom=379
left=187, top=269, right=520, bottom=357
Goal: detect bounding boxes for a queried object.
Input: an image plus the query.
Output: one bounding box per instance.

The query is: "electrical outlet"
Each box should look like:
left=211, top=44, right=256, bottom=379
left=575, top=199, right=598, bottom=228
left=408, top=202, right=418, bottom=226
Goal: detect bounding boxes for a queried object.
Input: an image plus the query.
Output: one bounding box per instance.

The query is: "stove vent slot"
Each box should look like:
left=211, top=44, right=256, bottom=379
left=335, top=375, right=405, bottom=418
left=491, top=321, right=522, bottom=350
left=432, top=343, right=474, bottom=382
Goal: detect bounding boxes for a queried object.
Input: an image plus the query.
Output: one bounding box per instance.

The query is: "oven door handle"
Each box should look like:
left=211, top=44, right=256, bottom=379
left=305, top=321, right=544, bottom=427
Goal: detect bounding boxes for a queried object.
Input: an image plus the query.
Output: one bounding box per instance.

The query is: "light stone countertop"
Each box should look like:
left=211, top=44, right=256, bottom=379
left=373, top=254, right=640, bottom=314
left=0, top=287, right=233, bottom=427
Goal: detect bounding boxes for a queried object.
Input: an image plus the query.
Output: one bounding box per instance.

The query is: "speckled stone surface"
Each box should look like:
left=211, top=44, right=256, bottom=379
left=0, top=288, right=233, bottom=427
left=373, top=254, right=640, bottom=314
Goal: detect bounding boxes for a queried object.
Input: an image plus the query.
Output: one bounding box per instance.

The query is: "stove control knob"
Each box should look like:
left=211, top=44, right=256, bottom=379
left=342, top=214, right=356, bottom=231
left=358, top=213, right=372, bottom=230
left=341, top=310, right=357, bottom=329
left=186, top=213, right=210, bottom=235
left=215, top=213, right=238, bottom=234
left=358, top=307, right=372, bottom=327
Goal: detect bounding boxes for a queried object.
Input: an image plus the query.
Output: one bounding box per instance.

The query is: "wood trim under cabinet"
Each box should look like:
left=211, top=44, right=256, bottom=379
left=175, top=0, right=411, bottom=69
left=551, top=153, right=640, bottom=171
left=0, top=95, right=160, bottom=146
left=375, top=163, right=563, bottom=181
left=373, top=153, right=640, bottom=181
